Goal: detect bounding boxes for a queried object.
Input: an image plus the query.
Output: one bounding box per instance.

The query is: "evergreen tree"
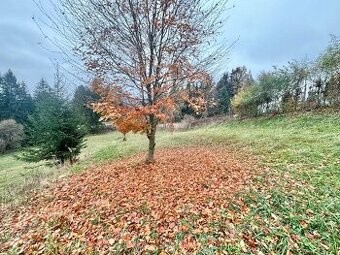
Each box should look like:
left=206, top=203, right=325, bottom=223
left=22, top=83, right=85, bottom=165
left=213, top=66, right=254, bottom=115
left=33, top=78, right=53, bottom=103
left=214, top=73, right=232, bottom=114
left=17, top=82, right=35, bottom=123
left=72, top=85, right=103, bottom=133
left=0, top=70, right=34, bottom=123
left=53, top=63, right=67, bottom=100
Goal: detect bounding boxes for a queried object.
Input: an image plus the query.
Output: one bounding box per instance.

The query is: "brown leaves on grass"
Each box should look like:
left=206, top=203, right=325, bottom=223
left=1, top=146, right=260, bottom=254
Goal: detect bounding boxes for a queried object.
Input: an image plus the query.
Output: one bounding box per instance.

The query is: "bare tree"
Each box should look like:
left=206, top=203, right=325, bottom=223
left=37, top=0, right=229, bottom=162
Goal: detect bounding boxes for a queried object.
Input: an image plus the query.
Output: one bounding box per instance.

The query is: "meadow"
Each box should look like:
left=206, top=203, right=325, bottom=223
left=1, top=112, right=339, bottom=254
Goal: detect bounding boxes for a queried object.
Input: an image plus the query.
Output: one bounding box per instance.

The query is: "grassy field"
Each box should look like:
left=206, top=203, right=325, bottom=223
left=1, top=112, right=339, bottom=254
left=0, top=133, right=118, bottom=204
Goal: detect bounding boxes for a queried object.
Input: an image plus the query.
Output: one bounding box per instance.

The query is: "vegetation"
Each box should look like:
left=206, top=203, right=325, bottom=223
left=72, top=85, right=104, bottom=134
left=228, top=37, right=340, bottom=118
left=0, top=1, right=339, bottom=254
left=0, top=69, right=104, bottom=165
left=0, top=133, right=118, bottom=205
left=21, top=82, right=86, bottom=165
left=0, top=119, right=25, bottom=154
left=1, top=113, right=339, bottom=253
left=0, top=70, right=34, bottom=124
left=44, top=0, right=229, bottom=162
left=213, top=66, right=254, bottom=115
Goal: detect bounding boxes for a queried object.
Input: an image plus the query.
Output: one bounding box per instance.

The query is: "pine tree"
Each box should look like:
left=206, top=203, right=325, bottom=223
left=33, top=78, right=52, bottom=103
left=72, top=85, right=103, bottom=134
left=214, top=73, right=232, bottom=114
left=0, top=70, right=34, bottom=123
left=22, top=81, right=85, bottom=165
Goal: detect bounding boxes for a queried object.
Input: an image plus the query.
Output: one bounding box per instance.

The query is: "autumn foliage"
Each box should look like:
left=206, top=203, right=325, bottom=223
left=0, top=146, right=259, bottom=254
left=90, top=78, right=176, bottom=138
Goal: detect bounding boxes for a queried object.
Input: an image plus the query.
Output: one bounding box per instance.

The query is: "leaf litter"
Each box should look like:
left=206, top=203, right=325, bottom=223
left=0, top=146, right=262, bottom=254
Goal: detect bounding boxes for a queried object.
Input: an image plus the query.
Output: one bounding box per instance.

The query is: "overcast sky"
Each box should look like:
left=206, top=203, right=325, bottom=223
left=0, top=0, right=339, bottom=92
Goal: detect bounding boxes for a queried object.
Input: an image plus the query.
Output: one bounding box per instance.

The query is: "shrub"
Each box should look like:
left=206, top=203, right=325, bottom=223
left=0, top=119, right=25, bottom=153
left=231, top=86, right=259, bottom=117
left=0, top=138, right=6, bottom=154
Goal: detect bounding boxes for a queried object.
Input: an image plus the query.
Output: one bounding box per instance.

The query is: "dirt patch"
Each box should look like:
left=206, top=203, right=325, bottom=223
left=1, top=146, right=261, bottom=254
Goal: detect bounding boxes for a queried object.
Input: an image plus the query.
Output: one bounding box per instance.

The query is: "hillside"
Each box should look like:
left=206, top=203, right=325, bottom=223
left=1, top=113, right=339, bottom=254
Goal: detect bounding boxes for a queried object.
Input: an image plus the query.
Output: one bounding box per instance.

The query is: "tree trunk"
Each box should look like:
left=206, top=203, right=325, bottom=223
left=123, top=134, right=127, bottom=141
left=303, top=80, right=307, bottom=109
left=146, top=118, right=157, bottom=163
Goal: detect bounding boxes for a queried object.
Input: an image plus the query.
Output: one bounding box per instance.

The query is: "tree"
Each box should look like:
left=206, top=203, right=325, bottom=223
left=213, top=66, right=253, bottom=115
left=256, top=71, right=286, bottom=113
left=231, top=85, right=258, bottom=117
left=229, top=66, right=254, bottom=96
left=181, top=81, right=214, bottom=118
left=0, top=119, right=25, bottom=154
left=22, top=84, right=85, bottom=165
left=284, top=59, right=311, bottom=110
left=318, top=36, right=340, bottom=76
left=53, top=63, right=67, bottom=99
left=44, top=0, right=228, bottom=162
left=318, top=36, right=340, bottom=105
left=18, top=82, right=35, bottom=123
left=231, top=68, right=293, bottom=117
left=0, top=70, right=34, bottom=124
left=213, top=73, right=231, bottom=114
left=114, top=112, right=146, bottom=141
left=33, top=78, right=53, bottom=103
left=72, top=85, right=104, bottom=134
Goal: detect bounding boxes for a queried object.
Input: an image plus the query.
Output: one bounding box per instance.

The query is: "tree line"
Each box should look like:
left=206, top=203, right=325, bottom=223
left=213, top=36, right=339, bottom=118
left=174, top=36, right=339, bottom=120
left=0, top=69, right=103, bottom=163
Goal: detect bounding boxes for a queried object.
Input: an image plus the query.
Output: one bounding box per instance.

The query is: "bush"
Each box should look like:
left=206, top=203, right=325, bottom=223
left=0, top=138, right=6, bottom=154
left=0, top=119, right=25, bottom=153
left=231, top=86, right=259, bottom=117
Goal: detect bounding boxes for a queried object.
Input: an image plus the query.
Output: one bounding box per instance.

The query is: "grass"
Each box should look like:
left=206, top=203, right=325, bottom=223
left=0, top=132, right=126, bottom=204
left=1, top=112, right=339, bottom=253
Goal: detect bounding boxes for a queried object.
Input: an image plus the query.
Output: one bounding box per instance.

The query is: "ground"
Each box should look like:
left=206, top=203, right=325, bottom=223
left=0, top=113, right=339, bottom=254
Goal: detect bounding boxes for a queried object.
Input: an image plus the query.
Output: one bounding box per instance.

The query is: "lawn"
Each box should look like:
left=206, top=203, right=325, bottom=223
left=1, top=112, right=339, bottom=254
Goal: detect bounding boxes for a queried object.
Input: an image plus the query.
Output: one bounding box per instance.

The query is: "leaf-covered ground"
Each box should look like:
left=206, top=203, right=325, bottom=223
left=1, top=146, right=262, bottom=254
left=1, top=113, right=339, bottom=254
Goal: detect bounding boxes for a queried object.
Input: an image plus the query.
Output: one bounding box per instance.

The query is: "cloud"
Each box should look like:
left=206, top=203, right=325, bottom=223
left=0, top=0, right=339, bottom=90
left=0, top=1, right=58, bottom=91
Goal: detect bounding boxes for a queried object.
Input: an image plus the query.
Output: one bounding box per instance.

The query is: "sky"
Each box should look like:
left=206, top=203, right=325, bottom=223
left=0, top=0, right=339, bottom=92
left=0, top=1, right=56, bottom=91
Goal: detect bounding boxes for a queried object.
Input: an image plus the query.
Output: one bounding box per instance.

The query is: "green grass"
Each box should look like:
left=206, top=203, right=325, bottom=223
left=1, top=112, right=339, bottom=253
left=0, top=132, right=125, bottom=203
